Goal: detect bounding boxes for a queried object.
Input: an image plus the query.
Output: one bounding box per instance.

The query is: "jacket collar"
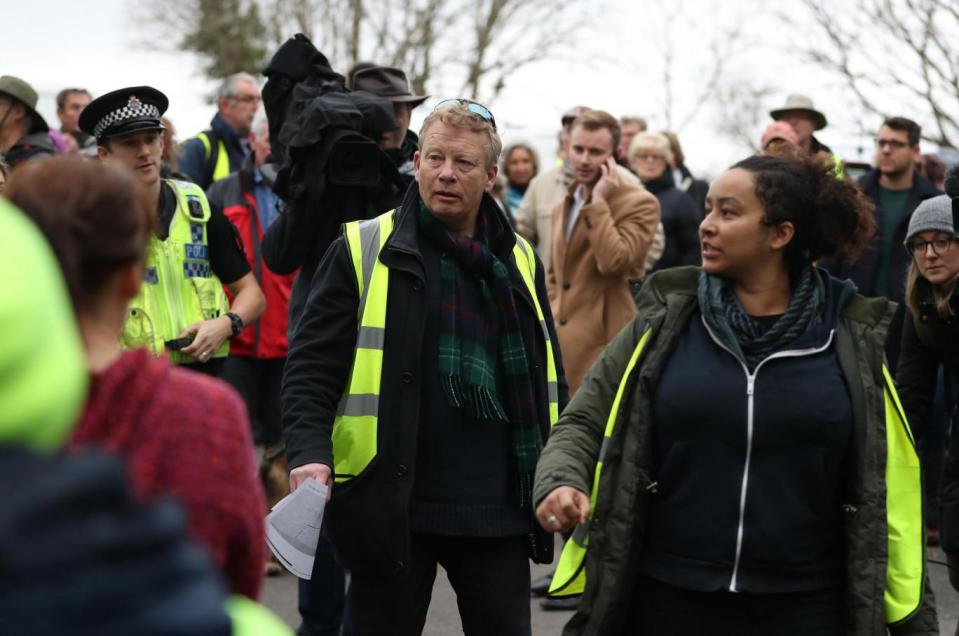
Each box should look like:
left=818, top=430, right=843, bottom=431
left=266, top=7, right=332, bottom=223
left=381, top=184, right=529, bottom=298
left=210, top=113, right=243, bottom=150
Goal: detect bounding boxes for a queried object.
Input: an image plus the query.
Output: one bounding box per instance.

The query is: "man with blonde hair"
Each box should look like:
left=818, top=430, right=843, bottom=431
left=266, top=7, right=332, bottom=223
left=283, top=99, right=566, bottom=634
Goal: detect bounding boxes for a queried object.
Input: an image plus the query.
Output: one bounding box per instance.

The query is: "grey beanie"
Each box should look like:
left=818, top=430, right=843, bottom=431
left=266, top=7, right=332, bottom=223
left=904, top=194, right=955, bottom=246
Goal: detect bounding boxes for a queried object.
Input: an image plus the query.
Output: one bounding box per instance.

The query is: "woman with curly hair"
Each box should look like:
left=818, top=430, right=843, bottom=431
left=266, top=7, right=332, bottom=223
left=534, top=154, right=935, bottom=634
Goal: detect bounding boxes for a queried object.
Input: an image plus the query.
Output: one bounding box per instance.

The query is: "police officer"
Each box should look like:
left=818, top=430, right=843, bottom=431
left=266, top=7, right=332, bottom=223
left=79, top=86, right=265, bottom=375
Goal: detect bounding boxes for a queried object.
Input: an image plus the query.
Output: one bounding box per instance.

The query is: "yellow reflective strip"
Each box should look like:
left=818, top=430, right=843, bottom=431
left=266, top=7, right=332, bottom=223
left=213, top=139, right=230, bottom=182
left=331, top=414, right=377, bottom=481
left=227, top=594, right=293, bottom=636
left=548, top=539, right=588, bottom=597
left=549, top=325, right=654, bottom=598
left=197, top=131, right=211, bottom=158
left=344, top=222, right=364, bottom=300
left=588, top=327, right=652, bottom=511
left=344, top=349, right=383, bottom=395
left=882, top=368, right=925, bottom=624
left=883, top=365, right=915, bottom=445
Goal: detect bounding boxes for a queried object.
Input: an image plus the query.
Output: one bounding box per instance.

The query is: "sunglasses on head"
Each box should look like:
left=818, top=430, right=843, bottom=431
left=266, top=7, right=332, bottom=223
left=433, top=98, right=497, bottom=130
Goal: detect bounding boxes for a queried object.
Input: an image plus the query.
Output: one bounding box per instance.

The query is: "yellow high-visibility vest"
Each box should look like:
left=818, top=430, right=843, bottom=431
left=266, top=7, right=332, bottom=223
left=332, top=210, right=560, bottom=483
left=197, top=131, right=231, bottom=183
left=121, top=180, right=231, bottom=364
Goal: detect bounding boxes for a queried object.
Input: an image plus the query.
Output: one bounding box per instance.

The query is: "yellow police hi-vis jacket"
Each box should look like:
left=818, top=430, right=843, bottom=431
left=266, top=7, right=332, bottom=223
left=122, top=180, right=231, bottom=364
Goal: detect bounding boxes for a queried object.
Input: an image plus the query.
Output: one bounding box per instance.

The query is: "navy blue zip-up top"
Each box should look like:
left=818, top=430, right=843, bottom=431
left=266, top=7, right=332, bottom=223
left=639, top=270, right=857, bottom=594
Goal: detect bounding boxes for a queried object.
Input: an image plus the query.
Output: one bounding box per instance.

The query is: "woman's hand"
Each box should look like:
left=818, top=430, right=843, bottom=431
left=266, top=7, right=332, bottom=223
left=535, top=486, right=590, bottom=533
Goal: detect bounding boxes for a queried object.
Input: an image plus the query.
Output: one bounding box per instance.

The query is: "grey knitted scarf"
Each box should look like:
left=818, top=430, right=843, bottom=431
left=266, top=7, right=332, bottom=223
left=698, top=266, right=823, bottom=371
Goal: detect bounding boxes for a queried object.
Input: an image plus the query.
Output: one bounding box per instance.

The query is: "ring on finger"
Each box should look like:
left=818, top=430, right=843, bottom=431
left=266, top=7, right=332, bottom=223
left=546, top=514, right=559, bottom=527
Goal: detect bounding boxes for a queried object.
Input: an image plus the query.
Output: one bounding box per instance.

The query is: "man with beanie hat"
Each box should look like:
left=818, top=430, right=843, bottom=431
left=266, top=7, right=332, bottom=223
left=0, top=76, right=54, bottom=167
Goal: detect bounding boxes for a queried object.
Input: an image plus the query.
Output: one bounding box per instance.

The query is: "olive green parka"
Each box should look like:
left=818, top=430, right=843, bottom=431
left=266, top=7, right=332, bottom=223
left=534, top=267, right=936, bottom=635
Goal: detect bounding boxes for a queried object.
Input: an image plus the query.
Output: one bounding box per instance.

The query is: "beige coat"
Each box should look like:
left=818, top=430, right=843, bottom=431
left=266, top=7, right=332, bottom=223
left=547, top=180, right=660, bottom=395
left=516, top=163, right=663, bottom=273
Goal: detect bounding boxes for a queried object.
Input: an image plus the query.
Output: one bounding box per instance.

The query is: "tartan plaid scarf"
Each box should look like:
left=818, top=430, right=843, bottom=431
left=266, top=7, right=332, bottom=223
left=416, top=201, right=542, bottom=507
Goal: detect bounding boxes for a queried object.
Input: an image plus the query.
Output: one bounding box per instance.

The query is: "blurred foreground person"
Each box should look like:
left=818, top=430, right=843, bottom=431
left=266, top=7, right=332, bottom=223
left=535, top=154, right=935, bottom=634
left=7, top=155, right=268, bottom=600
left=896, top=181, right=959, bottom=597
left=0, top=195, right=291, bottom=635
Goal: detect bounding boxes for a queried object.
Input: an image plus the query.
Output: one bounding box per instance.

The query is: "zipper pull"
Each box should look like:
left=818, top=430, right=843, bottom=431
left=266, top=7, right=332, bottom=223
left=746, top=377, right=754, bottom=396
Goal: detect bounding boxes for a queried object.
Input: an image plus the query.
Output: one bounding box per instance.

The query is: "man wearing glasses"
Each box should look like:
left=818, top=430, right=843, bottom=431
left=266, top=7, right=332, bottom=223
left=825, top=116, right=942, bottom=302
left=179, top=72, right=262, bottom=189
left=283, top=99, right=566, bottom=634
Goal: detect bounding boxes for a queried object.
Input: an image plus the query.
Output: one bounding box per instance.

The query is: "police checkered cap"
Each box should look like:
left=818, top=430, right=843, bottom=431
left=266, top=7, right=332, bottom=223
left=93, top=98, right=161, bottom=138
left=78, top=86, right=168, bottom=141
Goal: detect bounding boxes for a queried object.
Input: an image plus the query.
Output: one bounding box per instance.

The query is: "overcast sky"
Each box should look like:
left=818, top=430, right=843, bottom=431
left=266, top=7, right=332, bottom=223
left=9, top=0, right=915, bottom=178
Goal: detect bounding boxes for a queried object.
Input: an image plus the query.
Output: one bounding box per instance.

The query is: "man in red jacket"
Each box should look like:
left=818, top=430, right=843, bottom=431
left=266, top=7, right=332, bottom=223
left=207, top=115, right=296, bottom=453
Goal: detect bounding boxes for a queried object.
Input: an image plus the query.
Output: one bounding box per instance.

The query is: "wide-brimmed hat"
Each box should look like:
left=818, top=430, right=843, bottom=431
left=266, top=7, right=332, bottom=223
left=770, top=94, right=828, bottom=131
left=0, top=76, right=48, bottom=134
left=78, top=86, right=168, bottom=142
left=352, top=67, right=428, bottom=109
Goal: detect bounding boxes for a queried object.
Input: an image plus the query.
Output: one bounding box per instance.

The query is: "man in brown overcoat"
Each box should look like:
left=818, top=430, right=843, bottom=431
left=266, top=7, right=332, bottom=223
left=548, top=109, right=660, bottom=395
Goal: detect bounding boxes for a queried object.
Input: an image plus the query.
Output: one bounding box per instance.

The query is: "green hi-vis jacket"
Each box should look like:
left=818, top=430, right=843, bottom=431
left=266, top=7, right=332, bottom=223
left=534, top=267, right=936, bottom=635
left=331, top=210, right=560, bottom=484
left=122, top=180, right=231, bottom=364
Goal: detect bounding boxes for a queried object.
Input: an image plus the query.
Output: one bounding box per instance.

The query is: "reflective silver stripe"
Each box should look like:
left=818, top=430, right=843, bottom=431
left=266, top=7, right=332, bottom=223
left=598, top=435, right=611, bottom=462
left=356, top=218, right=382, bottom=320
left=336, top=393, right=380, bottom=417
left=356, top=326, right=386, bottom=350
left=571, top=523, right=589, bottom=547
left=547, top=381, right=558, bottom=404
left=514, top=235, right=531, bottom=263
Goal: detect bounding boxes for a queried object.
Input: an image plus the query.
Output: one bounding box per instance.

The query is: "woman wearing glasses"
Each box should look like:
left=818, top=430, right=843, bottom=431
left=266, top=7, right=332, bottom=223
left=896, top=187, right=959, bottom=597
left=534, top=153, right=935, bottom=634
left=627, top=131, right=700, bottom=271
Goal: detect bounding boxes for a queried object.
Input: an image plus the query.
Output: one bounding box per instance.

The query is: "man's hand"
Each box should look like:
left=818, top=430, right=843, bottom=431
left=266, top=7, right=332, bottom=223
left=179, top=316, right=232, bottom=362
left=290, top=463, right=333, bottom=501
left=591, top=157, right=621, bottom=203
left=535, top=486, right=590, bottom=533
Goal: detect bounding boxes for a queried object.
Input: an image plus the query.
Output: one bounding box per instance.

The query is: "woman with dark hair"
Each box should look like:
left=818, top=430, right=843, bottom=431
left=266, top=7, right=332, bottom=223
left=5, top=155, right=268, bottom=601
left=534, top=154, right=935, bottom=634
left=896, top=183, right=959, bottom=600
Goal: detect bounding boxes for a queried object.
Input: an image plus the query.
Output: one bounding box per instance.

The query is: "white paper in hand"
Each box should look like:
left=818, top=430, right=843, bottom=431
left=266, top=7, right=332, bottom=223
left=265, top=478, right=329, bottom=579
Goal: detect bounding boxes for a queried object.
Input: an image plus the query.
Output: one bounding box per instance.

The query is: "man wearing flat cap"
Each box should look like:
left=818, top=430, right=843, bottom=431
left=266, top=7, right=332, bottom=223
left=0, top=75, right=55, bottom=168
left=352, top=65, right=428, bottom=185
left=80, top=86, right=265, bottom=375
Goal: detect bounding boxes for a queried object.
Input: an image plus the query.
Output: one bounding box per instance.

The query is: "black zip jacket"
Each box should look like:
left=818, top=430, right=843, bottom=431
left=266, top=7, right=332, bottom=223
left=896, top=279, right=959, bottom=589
left=281, top=188, right=568, bottom=576
left=642, top=171, right=701, bottom=270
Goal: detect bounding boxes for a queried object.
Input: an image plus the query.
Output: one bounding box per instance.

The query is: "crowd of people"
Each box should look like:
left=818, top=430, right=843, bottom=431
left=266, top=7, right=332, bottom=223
left=0, top=53, right=957, bottom=636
